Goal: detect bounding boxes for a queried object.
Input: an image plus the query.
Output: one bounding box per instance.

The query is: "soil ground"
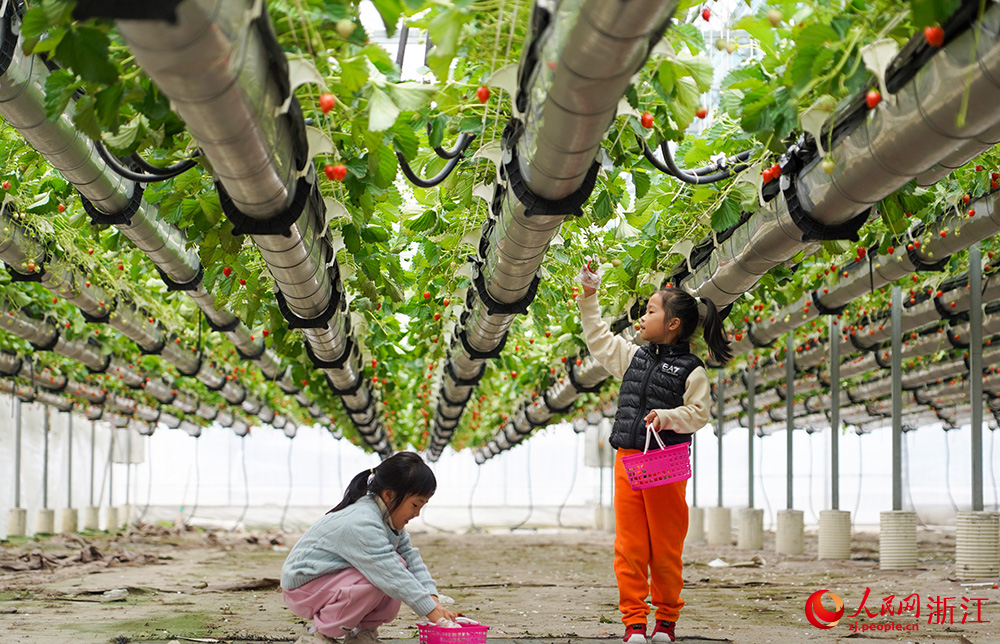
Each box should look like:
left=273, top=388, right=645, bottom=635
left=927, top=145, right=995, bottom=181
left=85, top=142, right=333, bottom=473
left=1, top=521, right=998, bottom=644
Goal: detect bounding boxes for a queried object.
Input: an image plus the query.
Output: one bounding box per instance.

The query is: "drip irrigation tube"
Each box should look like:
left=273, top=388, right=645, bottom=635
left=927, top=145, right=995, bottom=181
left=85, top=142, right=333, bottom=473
left=234, top=436, right=250, bottom=531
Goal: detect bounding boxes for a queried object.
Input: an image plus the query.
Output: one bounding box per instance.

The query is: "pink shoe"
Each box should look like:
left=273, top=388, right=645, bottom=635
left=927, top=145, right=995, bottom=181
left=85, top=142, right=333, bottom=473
left=623, top=623, right=647, bottom=644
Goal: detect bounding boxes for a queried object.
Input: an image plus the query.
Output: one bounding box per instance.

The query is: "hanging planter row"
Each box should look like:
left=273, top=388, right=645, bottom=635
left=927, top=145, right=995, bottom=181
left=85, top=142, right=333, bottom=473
left=427, top=0, right=679, bottom=460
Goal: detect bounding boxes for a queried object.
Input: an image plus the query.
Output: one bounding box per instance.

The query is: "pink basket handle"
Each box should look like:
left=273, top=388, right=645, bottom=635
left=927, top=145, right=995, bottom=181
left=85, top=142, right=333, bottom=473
left=643, top=421, right=668, bottom=453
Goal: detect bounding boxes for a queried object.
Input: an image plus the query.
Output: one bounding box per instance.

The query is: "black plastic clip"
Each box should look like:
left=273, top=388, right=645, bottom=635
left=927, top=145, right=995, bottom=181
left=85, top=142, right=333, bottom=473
left=783, top=173, right=870, bottom=242
left=305, top=338, right=355, bottom=371
left=29, top=327, right=59, bottom=352
left=204, top=314, right=240, bottom=334
left=499, top=118, right=600, bottom=218
left=218, top=174, right=313, bottom=238
left=0, top=1, right=22, bottom=78
left=276, top=270, right=344, bottom=332
left=81, top=181, right=145, bottom=227
left=81, top=299, right=114, bottom=325
left=907, top=243, right=949, bottom=272
left=543, top=389, right=575, bottom=415
left=159, top=265, right=203, bottom=292
left=470, top=260, right=541, bottom=317
left=234, top=341, right=266, bottom=362
left=567, top=359, right=605, bottom=394
left=746, top=324, right=776, bottom=348
left=457, top=326, right=508, bottom=360
left=810, top=290, right=847, bottom=316
left=445, top=358, right=486, bottom=388
left=329, top=371, right=364, bottom=398
left=73, top=0, right=182, bottom=22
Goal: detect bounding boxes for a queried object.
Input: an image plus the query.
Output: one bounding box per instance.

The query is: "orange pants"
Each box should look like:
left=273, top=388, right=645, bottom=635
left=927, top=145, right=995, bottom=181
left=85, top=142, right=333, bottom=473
left=614, top=447, right=689, bottom=626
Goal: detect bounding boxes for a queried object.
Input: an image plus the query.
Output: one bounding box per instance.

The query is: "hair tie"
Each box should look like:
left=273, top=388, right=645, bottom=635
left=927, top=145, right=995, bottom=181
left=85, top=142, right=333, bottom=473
left=367, top=467, right=375, bottom=486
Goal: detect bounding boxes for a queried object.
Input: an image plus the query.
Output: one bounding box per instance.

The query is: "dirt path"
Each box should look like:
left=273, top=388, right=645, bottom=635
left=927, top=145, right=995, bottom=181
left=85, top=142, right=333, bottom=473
left=1, top=524, right=997, bottom=643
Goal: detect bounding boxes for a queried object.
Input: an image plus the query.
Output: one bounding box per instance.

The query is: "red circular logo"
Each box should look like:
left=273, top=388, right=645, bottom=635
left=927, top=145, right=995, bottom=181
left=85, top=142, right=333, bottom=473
left=805, top=589, right=844, bottom=629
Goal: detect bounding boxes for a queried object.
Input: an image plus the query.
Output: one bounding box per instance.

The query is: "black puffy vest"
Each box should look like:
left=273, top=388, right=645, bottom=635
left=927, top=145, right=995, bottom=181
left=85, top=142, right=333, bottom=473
left=610, top=342, right=704, bottom=451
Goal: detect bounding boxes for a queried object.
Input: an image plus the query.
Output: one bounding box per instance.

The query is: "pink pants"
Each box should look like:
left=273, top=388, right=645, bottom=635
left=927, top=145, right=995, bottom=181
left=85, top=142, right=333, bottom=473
left=283, top=568, right=402, bottom=637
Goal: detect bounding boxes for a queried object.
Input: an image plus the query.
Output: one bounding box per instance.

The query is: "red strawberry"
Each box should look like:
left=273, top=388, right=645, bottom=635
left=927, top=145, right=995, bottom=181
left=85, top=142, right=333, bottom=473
left=57, top=204, right=65, bottom=213
left=544, top=331, right=551, bottom=338
left=640, top=112, right=654, bottom=128
left=701, top=7, right=711, bottom=21
left=319, top=93, right=336, bottom=114
left=372, top=359, right=377, bottom=369
left=2, top=181, right=9, bottom=190
left=262, top=329, right=269, bottom=337
left=770, top=163, right=781, bottom=178
left=695, top=106, right=708, bottom=119
left=223, top=266, right=232, bottom=277
left=887, top=246, right=895, bottom=254
left=963, top=195, right=971, bottom=204
left=865, top=89, right=881, bottom=109
left=239, top=278, right=246, bottom=285
left=423, top=291, right=431, bottom=299
left=442, top=298, right=451, bottom=307
left=433, top=312, right=441, bottom=321
left=325, top=164, right=348, bottom=182
left=476, top=86, right=490, bottom=103
left=762, top=168, right=774, bottom=183
left=924, top=25, right=944, bottom=47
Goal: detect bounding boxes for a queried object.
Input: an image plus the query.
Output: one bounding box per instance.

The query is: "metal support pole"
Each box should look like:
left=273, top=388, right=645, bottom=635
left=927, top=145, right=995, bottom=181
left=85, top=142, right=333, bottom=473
left=970, top=244, right=984, bottom=511
left=830, top=316, right=841, bottom=510
left=747, top=368, right=755, bottom=508
left=717, top=371, right=724, bottom=507
left=42, top=406, right=50, bottom=508
left=89, top=420, right=95, bottom=506
left=395, top=25, right=409, bottom=68
left=891, top=285, right=903, bottom=511
left=14, top=397, right=21, bottom=507
left=786, top=333, right=795, bottom=509
left=67, top=412, right=73, bottom=507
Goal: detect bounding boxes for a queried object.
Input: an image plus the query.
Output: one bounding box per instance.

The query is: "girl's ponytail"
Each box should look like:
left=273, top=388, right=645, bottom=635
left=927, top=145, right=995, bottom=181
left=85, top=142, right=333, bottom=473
left=329, top=469, right=372, bottom=513
left=327, top=452, right=436, bottom=514
left=701, top=296, right=732, bottom=365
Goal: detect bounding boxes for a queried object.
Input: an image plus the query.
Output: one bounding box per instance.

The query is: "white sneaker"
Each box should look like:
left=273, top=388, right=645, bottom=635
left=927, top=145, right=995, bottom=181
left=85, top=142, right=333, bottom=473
left=344, top=628, right=383, bottom=644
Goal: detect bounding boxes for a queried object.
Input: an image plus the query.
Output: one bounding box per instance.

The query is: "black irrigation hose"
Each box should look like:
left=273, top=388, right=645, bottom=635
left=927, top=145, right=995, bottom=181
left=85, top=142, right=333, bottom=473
left=944, top=430, right=960, bottom=514
left=186, top=437, right=200, bottom=526
left=991, top=429, right=998, bottom=512
left=468, top=463, right=481, bottom=532
left=395, top=133, right=476, bottom=188
left=638, top=134, right=751, bottom=184
left=758, top=434, right=773, bottom=531
left=129, top=150, right=201, bottom=176
left=853, top=435, right=864, bottom=523
left=556, top=432, right=583, bottom=528
left=510, top=442, right=534, bottom=531
left=903, top=432, right=928, bottom=528
left=96, top=141, right=197, bottom=183
left=420, top=462, right=456, bottom=533
left=233, top=435, right=250, bottom=531
left=280, top=437, right=294, bottom=532
left=137, top=438, right=153, bottom=524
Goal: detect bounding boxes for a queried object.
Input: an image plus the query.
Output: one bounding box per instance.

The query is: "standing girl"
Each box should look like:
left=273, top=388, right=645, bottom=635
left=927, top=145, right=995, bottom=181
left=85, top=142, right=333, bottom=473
left=281, top=452, right=458, bottom=644
left=577, top=265, right=731, bottom=643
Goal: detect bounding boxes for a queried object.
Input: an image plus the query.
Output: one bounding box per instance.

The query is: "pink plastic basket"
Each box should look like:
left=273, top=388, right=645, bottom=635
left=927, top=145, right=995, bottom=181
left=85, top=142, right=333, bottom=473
left=621, top=424, right=692, bottom=490
left=417, top=620, right=489, bottom=644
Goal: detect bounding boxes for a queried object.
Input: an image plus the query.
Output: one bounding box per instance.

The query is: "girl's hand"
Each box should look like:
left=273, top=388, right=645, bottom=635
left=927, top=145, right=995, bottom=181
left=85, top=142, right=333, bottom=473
left=644, top=411, right=661, bottom=430
left=578, top=262, right=601, bottom=297
left=427, top=601, right=459, bottom=624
